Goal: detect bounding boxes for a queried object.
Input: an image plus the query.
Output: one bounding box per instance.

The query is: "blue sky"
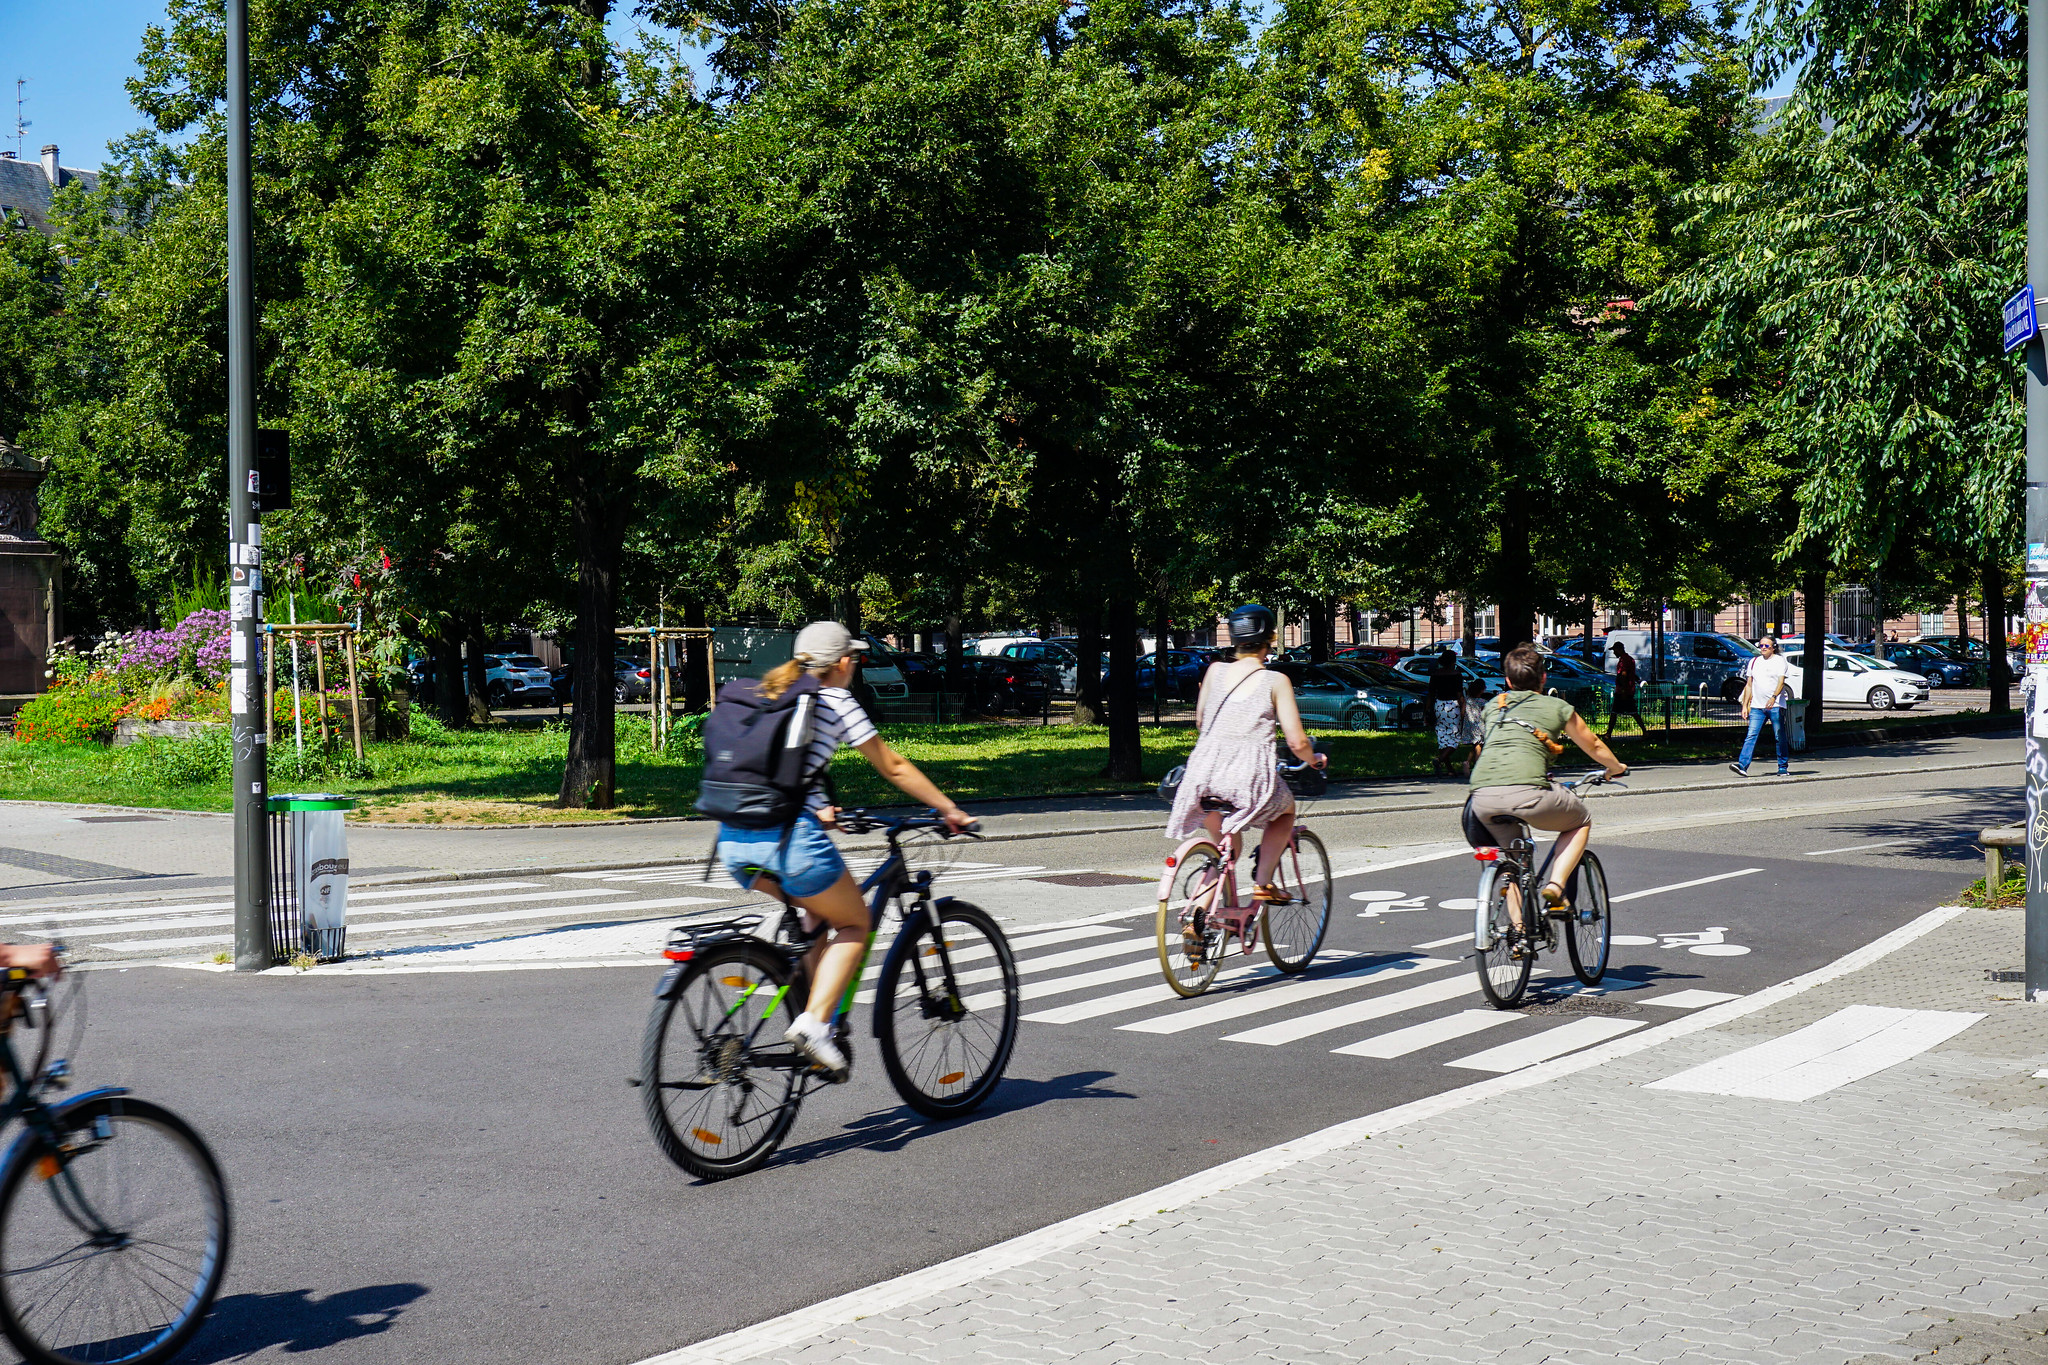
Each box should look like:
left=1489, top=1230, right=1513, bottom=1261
left=5, top=3, right=700, bottom=171
left=14, top=3, right=1788, bottom=173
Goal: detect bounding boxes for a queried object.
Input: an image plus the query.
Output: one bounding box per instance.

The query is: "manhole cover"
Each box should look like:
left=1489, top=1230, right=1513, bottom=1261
left=1518, top=995, right=1641, bottom=1016
left=1987, top=969, right=2026, bottom=983
left=1030, top=872, right=1152, bottom=888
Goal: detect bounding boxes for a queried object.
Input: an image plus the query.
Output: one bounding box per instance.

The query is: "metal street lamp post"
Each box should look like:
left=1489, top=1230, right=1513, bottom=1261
left=227, top=0, right=273, bottom=970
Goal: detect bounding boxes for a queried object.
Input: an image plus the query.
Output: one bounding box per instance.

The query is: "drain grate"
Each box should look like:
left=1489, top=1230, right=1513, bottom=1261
left=1030, top=872, right=1152, bottom=887
left=1987, top=969, right=2026, bottom=983
left=1518, top=995, right=1642, bottom=1017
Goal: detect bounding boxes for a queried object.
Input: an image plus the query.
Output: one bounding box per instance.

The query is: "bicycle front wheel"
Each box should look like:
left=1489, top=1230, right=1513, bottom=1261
left=0, top=1094, right=230, bottom=1365
left=1263, top=829, right=1332, bottom=973
left=1476, top=869, right=1533, bottom=1009
left=876, top=901, right=1018, bottom=1119
left=1565, top=851, right=1612, bottom=986
left=1157, top=842, right=1226, bottom=997
left=641, top=943, right=805, bottom=1180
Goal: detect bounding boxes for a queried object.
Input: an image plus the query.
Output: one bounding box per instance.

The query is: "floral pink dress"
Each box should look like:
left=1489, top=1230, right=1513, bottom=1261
left=1166, top=663, right=1294, bottom=841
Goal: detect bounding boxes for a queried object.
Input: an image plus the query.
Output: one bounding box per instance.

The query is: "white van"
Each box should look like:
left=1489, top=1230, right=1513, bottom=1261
left=1604, top=630, right=1758, bottom=701
left=969, top=634, right=1042, bottom=657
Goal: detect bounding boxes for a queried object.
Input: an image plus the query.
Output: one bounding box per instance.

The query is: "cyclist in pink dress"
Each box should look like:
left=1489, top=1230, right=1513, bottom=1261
left=1166, top=606, right=1326, bottom=903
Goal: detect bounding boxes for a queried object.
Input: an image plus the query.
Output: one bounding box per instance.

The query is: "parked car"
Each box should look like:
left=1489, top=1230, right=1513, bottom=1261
left=1392, top=653, right=1509, bottom=701
left=1781, top=648, right=1927, bottom=711
left=1334, top=644, right=1414, bottom=667
left=999, top=641, right=1079, bottom=693
left=1538, top=653, right=1615, bottom=710
left=954, top=656, right=1052, bottom=715
left=969, top=634, right=1043, bottom=657
left=1271, top=660, right=1428, bottom=730
left=1876, top=641, right=1971, bottom=689
left=1606, top=629, right=1758, bottom=701
left=480, top=654, right=556, bottom=708
left=1548, top=635, right=1608, bottom=668
left=1135, top=650, right=1208, bottom=702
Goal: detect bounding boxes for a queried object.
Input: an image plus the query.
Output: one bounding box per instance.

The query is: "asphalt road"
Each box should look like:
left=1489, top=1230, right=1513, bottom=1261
left=31, top=756, right=2014, bottom=1365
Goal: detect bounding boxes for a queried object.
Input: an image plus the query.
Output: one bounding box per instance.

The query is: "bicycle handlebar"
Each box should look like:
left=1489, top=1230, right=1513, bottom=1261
left=833, top=809, right=981, bottom=839
left=1561, top=769, right=1627, bottom=793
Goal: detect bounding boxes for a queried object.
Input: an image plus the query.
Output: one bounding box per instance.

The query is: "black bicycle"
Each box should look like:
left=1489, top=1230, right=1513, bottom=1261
left=0, top=959, right=231, bottom=1365
left=636, top=812, right=1021, bottom=1180
left=1472, top=771, right=1619, bottom=1008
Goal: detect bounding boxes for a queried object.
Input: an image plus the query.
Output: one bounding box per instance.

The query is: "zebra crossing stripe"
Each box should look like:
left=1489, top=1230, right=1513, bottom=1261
left=1446, top=1016, right=1645, bottom=1072
left=1021, top=962, right=1284, bottom=1024
left=859, top=926, right=1124, bottom=985
left=1117, top=956, right=1449, bottom=1035
left=1333, top=1009, right=1520, bottom=1059
left=1223, top=974, right=1481, bottom=1045
left=856, top=937, right=1151, bottom=1005
left=98, top=894, right=726, bottom=954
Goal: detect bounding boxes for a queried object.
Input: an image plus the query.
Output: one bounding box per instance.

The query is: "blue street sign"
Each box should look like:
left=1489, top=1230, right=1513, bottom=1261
left=2005, top=287, right=2039, bottom=353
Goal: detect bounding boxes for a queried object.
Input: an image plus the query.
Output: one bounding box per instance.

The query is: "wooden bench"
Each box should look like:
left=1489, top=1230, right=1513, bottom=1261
left=1981, top=825, right=2025, bottom=891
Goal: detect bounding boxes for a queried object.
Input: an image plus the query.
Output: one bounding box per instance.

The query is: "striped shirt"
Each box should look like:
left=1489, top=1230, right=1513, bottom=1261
left=799, top=688, right=877, bottom=813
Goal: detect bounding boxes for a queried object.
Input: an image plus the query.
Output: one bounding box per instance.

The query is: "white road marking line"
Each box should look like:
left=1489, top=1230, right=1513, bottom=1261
left=1802, top=839, right=1916, bottom=857
left=1445, top=1016, right=1645, bottom=1072
left=1609, top=868, right=1762, bottom=903
left=1412, top=934, right=1472, bottom=950
left=0, top=879, right=552, bottom=931
left=1117, top=957, right=1453, bottom=1035
left=973, top=956, right=1168, bottom=1013
left=99, top=894, right=725, bottom=953
left=47, top=886, right=631, bottom=938
left=1334, top=1009, right=1521, bottom=1059
left=2034, top=1068, right=2048, bottom=1079
left=857, top=926, right=1124, bottom=984
left=855, top=937, right=1151, bottom=1005
left=1647, top=1004, right=1982, bottom=1101
left=635, top=904, right=1970, bottom=1365
left=1223, top=974, right=1482, bottom=1045
left=1019, top=960, right=1290, bottom=1024
left=349, top=881, right=543, bottom=900
left=1641, top=989, right=1741, bottom=1009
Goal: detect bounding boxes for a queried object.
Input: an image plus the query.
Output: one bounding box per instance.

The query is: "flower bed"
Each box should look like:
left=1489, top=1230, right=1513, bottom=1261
left=19, top=611, right=233, bottom=744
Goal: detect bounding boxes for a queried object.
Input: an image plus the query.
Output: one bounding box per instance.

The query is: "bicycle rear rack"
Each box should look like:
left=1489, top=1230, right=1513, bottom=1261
left=662, top=914, right=767, bottom=962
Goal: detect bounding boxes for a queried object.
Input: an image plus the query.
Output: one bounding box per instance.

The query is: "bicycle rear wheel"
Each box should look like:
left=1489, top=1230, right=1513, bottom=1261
left=876, top=901, right=1018, bottom=1119
left=641, top=942, right=805, bottom=1180
left=1263, top=829, right=1332, bottom=973
left=1476, top=869, right=1533, bottom=1008
left=0, top=1094, right=230, bottom=1365
left=1157, top=842, right=1226, bottom=997
left=1565, top=851, right=1612, bottom=986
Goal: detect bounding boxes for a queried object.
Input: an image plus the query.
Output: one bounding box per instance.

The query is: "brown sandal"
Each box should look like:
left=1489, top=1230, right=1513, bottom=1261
left=1251, top=884, right=1290, bottom=905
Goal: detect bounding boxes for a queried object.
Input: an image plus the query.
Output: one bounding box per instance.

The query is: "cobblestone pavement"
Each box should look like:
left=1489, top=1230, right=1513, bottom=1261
left=701, top=907, right=2047, bottom=1364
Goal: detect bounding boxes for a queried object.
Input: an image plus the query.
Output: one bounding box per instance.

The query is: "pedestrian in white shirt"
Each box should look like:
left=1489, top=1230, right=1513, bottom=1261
left=1730, top=636, right=1793, bottom=777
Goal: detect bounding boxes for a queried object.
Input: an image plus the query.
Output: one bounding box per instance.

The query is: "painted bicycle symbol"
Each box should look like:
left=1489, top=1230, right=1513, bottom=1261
left=1609, top=926, right=1751, bottom=956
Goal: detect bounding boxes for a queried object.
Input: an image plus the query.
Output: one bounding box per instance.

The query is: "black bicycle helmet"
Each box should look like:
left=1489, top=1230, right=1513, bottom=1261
left=1227, top=604, right=1277, bottom=647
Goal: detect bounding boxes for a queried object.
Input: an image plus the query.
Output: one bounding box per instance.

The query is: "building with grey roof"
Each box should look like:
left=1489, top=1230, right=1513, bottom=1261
left=0, top=144, right=100, bottom=234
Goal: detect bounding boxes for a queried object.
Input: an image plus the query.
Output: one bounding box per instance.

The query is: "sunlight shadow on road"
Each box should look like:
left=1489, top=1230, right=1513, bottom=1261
left=180, top=1282, right=428, bottom=1362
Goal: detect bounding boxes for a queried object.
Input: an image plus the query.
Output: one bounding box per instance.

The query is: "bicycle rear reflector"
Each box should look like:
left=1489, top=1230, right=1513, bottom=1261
left=1164, top=856, right=1177, bottom=868
left=662, top=947, right=693, bottom=961
left=1473, top=847, right=1500, bottom=862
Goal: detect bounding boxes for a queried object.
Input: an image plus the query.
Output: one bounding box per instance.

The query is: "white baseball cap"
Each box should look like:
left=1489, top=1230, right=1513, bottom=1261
left=793, top=621, right=869, bottom=665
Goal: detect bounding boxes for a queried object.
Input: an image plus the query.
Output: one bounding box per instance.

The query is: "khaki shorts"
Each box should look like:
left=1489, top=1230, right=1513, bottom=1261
left=1469, top=785, right=1590, bottom=846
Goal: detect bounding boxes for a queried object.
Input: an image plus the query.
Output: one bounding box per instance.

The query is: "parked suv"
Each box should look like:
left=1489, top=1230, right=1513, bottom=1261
left=1605, top=630, right=1758, bottom=701
left=999, top=641, right=1079, bottom=694
left=482, top=654, right=556, bottom=708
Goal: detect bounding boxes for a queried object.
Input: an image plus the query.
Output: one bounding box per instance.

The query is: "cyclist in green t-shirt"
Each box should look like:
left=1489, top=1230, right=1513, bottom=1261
left=1468, top=644, right=1627, bottom=917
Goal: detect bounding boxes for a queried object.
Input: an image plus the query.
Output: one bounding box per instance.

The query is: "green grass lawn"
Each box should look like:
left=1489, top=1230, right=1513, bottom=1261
left=0, top=706, right=2004, bottom=823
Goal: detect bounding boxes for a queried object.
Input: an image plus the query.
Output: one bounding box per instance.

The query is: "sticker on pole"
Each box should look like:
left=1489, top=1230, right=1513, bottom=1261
left=2005, top=287, right=2038, bottom=353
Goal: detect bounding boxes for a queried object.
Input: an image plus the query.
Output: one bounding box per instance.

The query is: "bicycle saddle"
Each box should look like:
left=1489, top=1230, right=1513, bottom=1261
left=1200, top=796, right=1238, bottom=813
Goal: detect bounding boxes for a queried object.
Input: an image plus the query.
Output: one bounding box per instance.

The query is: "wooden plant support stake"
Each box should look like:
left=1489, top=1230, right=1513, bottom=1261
left=343, top=628, right=364, bottom=763
left=313, top=634, right=331, bottom=750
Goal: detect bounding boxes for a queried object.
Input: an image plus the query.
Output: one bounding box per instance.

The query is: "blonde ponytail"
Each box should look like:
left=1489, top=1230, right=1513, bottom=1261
left=758, top=654, right=810, bottom=701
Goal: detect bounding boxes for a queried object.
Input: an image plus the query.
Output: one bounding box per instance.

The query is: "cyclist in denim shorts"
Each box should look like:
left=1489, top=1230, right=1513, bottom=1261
left=715, top=621, right=974, bottom=1080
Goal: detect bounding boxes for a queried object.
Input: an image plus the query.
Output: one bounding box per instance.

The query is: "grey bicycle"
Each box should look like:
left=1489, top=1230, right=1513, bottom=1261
left=1471, top=771, right=1619, bottom=1007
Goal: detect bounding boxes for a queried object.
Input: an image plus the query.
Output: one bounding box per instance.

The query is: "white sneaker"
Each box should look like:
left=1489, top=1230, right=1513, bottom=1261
left=785, top=1015, right=849, bottom=1082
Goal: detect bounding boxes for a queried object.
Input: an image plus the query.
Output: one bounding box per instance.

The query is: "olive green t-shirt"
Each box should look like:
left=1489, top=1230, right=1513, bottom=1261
left=1467, top=691, right=1578, bottom=790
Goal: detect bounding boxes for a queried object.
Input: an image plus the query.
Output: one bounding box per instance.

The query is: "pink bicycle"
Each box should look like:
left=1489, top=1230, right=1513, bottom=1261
left=1154, top=769, right=1333, bottom=996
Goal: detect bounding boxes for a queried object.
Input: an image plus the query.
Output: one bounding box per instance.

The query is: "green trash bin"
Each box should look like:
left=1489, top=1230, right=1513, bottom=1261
left=267, top=793, right=356, bottom=962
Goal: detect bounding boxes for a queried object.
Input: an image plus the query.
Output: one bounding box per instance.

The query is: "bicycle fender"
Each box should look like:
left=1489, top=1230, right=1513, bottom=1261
left=869, top=897, right=962, bottom=1038
left=1473, top=868, right=1497, bottom=949
left=654, top=963, right=689, bottom=1000
left=0, top=1085, right=132, bottom=1169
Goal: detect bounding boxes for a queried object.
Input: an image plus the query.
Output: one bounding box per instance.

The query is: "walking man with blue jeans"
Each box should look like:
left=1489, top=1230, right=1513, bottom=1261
left=1730, top=636, right=1792, bottom=777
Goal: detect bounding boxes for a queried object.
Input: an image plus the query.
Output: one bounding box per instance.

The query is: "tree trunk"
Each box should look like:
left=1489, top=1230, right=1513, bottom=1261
left=1152, top=594, right=1170, bottom=719
left=465, top=612, right=492, bottom=725
left=1071, top=606, right=1105, bottom=726
left=1463, top=593, right=1478, bottom=660
left=559, top=485, right=629, bottom=808
left=1802, top=562, right=1828, bottom=735
left=944, top=582, right=964, bottom=712
left=1496, top=501, right=1534, bottom=647
left=1986, top=557, right=2011, bottom=713
left=432, top=625, right=467, bottom=728
left=1104, top=597, right=1142, bottom=780
left=1308, top=597, right=1330, bottom=663
left=1871, top=567, right=1887, bottom=660
left=837, top=585, right=863, bottom=636
left=683, top=600, right=710, bottom=712
left=1583, top=594, right=1596, bottom=668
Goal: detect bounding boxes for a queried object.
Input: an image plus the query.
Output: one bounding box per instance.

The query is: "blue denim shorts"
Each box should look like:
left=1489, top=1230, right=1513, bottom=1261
left=716, top=813, right=848, bottom=899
